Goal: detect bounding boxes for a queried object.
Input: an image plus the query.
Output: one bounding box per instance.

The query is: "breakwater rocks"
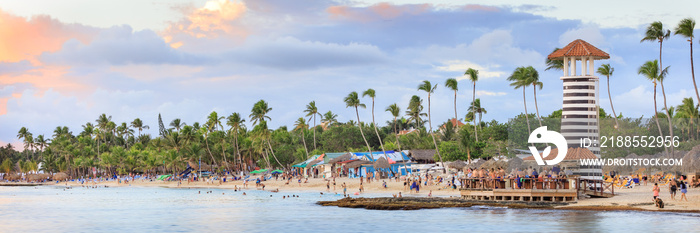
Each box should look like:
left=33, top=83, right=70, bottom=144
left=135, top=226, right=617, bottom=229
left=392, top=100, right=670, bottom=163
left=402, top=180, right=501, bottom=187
left=317, top=197, right=569, bottom=210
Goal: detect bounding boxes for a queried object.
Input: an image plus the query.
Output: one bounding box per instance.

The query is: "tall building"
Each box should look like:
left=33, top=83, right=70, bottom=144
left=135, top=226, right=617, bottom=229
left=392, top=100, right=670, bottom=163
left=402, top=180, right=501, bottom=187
left=547, top=39, right=609, bottom=158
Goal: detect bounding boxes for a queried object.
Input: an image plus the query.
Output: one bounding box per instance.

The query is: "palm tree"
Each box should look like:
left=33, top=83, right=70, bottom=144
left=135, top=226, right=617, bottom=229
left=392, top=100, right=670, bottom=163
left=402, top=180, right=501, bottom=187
left=468, top=99, right=487, bottom=127
left=249, top=100, right=272, bottom=125
left=676, top=97, right=699, bottom=139
left=545, top=48, right=563, bottom=71
left=321, top=111, right=338, bottom=128
left=226, top=112, right=245, bottom=171
left=344, top=91, right=373, bottom=159
left=35, top=135, right=48, bottom=160
left=597, top=64, right=619, bottom=129
left=169, top=118, right=185, bottom=131
left=406, top=95, right=427, bottom=129
left=130, top=118, right=149, bottom=136
left=294, top=117, right=310, bottom=159
left=674, top=18, right=700, bottom=105
left=641, top=21, right=671, bottom=74
left=17, top=127, right=32, bottom=159
left=303, top=101, right=321, bottom=151
left=464, top=68, right=479, bottom=140
left=638, top=60, right=670, bottom=155
left=417, top=80, right=445, bottom=172
left=385, top=103, right=402, bottom=151
left=523, top=66, right=544, bottom=127
left=445, top=78, right=459, bottom=121
left=363, top=88, right=387, bottom=157
left=508, top=67, right=533, bottom=133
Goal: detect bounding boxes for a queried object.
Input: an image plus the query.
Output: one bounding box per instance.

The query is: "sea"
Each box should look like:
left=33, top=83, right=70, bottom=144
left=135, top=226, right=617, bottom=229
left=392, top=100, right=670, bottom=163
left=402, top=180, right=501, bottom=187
left=0, top=185, right=697, bottom=232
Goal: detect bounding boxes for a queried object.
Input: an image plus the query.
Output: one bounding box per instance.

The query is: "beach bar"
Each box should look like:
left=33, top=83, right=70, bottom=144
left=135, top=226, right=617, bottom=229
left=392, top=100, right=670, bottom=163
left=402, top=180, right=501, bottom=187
left=459, top=177, right=579, bottom=202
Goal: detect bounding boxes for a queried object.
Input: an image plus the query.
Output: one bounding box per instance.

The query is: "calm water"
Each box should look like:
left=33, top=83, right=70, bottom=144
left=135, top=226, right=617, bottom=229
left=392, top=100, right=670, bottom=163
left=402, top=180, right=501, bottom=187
left=0, top=186, right=697, bottom=233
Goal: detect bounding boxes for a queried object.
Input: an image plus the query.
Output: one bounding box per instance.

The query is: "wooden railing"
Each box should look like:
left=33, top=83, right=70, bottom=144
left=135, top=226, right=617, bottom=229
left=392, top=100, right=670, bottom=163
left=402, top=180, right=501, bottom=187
left=577, top=178, right=615, bottom=197
left=460, top=178, right=572, bottom=191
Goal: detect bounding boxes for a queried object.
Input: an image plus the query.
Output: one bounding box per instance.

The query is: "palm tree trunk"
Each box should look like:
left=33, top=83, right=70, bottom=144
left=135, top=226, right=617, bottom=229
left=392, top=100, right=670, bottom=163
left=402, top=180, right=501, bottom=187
left=607, top=75, right=619, bottom=129
left=204, top=136, right=218, bottom=168
left=660, top=81, right=674, bottom=156
left=454, top=90, right=457, bottom=120
left=221, top=139, right=232, bottom=174
left=371, top=98, right=388, bottom=159
left=301, top=129, right=309, bottom=159
left=533, top=85, right=543, bottom=127
left=690, top=41, right=700, bottom=109
left=653, top=83, right=668, bottom=155
left=266, top=139, right=284, bottom=168
left=523, top=88, right=531, bottom=133
left=427, top=94, right=446, bottom=173
left=473, top=83, right=478, bottom=142
left=313, top=115, right=317, bottom=151
left=394, top=117, right=402, bottom=151
left=355, top=107, right=374, bottom=160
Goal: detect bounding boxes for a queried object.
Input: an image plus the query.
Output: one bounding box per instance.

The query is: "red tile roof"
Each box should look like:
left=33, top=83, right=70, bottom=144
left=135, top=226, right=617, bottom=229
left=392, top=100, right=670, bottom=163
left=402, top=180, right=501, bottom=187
left=522, top=147, right=598, bottom=161
left=547, top=39, right=610, bottom=60
left=440, top=118, right=464, bottom=129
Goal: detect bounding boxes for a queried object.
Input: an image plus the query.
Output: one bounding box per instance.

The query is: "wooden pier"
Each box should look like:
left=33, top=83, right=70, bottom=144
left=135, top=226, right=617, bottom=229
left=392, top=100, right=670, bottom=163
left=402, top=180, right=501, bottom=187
left=460, top=178, right=614, bottom=202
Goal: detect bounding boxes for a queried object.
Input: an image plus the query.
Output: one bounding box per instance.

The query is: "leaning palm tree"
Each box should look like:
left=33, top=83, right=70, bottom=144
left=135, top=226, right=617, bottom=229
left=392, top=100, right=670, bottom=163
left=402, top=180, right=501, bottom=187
left=304, top=101, right=321, bottom=151
left=508, top=67, right=532, bottom=133
left=523, top=66, right=543, bottom=127
left=468, top=99, right=487, bottom=128
left=597, top=64, right=619, bottom=129
left=249, top=100, right=272, bottom=125
left=226, top=112, right=245, bottom=171
left=294, top=117, right=310, bottom=159
left=465, top=68, right=479, bottom=141
left=674, top=18, right=699, bottom=105
left=641, top=21, right=671, bottom=73
left=363, top=88, right=387, bottom=157
left=417, top=80, right=445, bottom=172
left=344, top=91, right=373, bottom=160
left=444, top=78, right=459, bottom=121
left=638, top=60, right=670, bottom=155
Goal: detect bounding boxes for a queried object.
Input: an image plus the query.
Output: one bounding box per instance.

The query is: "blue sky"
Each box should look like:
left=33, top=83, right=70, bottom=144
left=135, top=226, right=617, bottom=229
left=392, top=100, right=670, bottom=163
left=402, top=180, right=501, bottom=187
left=0, top=0, right=698, bottom=148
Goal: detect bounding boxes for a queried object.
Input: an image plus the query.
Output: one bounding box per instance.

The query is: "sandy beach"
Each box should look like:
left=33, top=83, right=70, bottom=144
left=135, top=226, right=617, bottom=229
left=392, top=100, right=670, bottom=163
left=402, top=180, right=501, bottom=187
left=42, top=176, right=700, bottom=212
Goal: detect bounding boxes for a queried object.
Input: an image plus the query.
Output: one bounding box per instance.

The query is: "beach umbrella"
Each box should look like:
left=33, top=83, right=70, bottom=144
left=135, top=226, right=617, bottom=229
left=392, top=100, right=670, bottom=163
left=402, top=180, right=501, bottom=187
left=53, top=172, right=69, bottom=181
left=373, top=157, right=390, bottom=169
left=271, top=170, right=283, bottom=174
left=250, top=170, right=262, bottom=174
left=448, top=160, right=466, bottom=169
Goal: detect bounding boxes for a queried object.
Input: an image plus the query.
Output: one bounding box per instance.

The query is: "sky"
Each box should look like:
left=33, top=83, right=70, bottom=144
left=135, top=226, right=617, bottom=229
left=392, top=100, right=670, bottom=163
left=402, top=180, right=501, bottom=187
left=1, top=0, right=700, bottom=149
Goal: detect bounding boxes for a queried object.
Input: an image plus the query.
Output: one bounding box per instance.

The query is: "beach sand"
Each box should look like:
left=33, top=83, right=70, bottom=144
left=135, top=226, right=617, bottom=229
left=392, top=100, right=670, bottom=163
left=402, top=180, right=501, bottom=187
left=48, top=177, right=700, bottom=212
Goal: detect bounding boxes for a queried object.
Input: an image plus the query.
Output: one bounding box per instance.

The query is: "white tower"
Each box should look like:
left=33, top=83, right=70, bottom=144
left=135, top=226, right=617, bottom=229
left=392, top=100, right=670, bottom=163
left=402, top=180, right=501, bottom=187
left=547, top=39, right=610, bottom=158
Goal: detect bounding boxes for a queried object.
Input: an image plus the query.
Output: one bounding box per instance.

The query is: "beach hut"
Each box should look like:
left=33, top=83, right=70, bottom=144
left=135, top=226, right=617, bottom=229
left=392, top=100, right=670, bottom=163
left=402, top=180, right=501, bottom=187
left=409, top=150, right=435, bottom=164
left=448, top=160, right=467, bottom=170
left=53, top=172, right=69, bottom=181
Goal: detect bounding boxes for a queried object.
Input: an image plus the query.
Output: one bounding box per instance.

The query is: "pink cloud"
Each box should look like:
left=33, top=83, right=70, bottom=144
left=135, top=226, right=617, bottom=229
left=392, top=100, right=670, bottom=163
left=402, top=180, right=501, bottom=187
left=327, top=3, right=432, bottom=22
left=0, top=10, right=97, bottom=63
left=162, top=0, right=248, bottom=49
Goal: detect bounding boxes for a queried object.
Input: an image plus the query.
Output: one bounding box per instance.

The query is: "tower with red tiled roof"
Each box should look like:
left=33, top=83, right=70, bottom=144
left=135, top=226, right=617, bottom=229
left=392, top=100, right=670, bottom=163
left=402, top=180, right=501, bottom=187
left=548, top=39, right=609, bottom=161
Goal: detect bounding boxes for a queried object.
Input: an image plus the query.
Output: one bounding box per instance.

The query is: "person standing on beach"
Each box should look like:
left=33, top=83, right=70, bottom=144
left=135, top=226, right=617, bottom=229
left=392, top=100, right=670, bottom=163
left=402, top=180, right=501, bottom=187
left=342, top=182, right=347, bottom=196
left=653, top=183, right=660, bottom=200
left=333, top=177, right=336, bottom=191
left=670, top=179, right=677, bottom=201
left=679, top=180, right=688, bottom=201
left=326, top=180, right=330, bottom=191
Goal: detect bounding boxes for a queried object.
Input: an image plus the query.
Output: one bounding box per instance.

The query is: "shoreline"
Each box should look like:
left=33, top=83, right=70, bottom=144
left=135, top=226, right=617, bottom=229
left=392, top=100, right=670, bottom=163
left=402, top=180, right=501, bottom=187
left=4, top=176, right=699, bottom=213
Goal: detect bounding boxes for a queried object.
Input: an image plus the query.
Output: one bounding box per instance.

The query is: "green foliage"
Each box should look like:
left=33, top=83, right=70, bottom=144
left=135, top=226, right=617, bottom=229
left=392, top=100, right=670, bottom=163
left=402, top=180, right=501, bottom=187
left=438, top=141, right=466, bottom=161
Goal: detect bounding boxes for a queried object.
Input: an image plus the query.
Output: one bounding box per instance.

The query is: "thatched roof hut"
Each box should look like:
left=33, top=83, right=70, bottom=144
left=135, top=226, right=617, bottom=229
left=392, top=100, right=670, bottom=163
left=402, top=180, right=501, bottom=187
left=53, top=172, right=69, bottom=181
left=328, top=153, right=353, bottom=164
left=479, top=159, right=508, bottom=171
left=373, top=157, right=390, bottom=169
left=448, top=160, right=466, bottom=169
left=410, top=150, right=435, bottom=163
left=346, top=160, right=371, bottom=169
